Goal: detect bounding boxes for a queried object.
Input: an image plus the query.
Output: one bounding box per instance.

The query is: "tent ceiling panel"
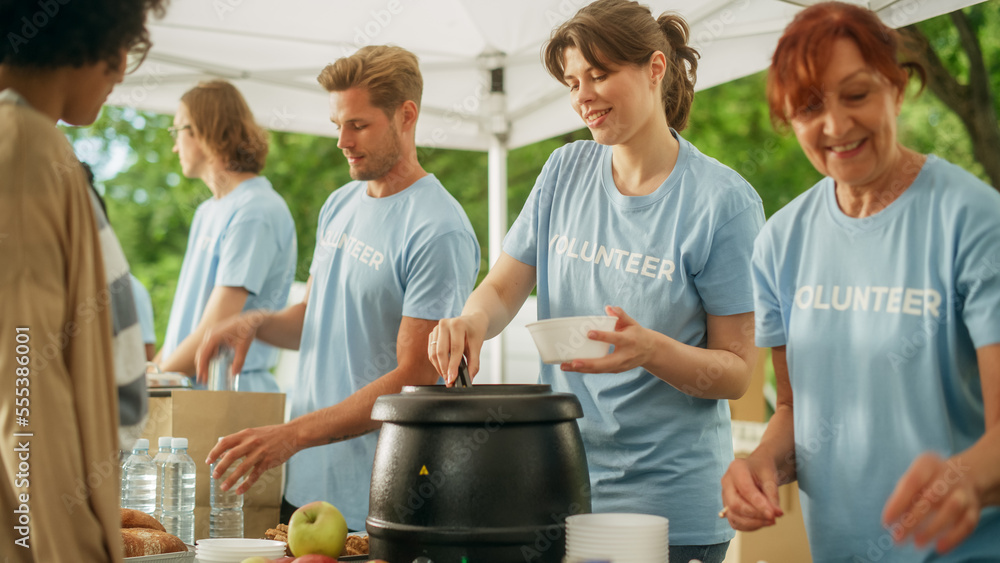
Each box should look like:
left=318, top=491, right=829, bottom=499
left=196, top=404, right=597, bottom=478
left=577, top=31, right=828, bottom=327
left=115, top=0, right=987, bottom=150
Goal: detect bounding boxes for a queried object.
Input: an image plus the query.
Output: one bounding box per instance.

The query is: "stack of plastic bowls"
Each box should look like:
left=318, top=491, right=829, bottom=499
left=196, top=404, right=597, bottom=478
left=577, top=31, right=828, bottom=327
left=564, top=513, right=669, bottom=563
left=194, top=538, right=286, bottom=562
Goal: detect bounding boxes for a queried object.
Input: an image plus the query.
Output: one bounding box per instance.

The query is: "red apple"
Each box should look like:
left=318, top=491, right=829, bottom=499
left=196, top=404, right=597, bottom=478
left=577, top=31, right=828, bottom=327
left=293, top=555, right=338, bottom=563
left=287, top=501, right=348, bottom=557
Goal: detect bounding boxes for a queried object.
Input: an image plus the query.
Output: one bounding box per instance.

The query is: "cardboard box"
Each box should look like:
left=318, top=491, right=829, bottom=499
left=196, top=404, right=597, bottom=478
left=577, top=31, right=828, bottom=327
left=729, top=348, right=768, bottom=423
left=141, top=390, right=285, bottom=541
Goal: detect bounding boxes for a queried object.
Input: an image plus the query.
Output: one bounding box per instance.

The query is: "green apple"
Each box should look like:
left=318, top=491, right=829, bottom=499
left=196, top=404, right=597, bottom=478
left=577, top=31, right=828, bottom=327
left=239, top=558, right=271, bottom=563
left=287, top=501, right=348, bottom=557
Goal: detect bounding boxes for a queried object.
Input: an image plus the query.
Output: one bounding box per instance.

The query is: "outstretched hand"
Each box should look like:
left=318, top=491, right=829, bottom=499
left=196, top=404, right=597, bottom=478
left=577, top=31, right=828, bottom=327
left=882, top=453, right=981, bottom=554
left=205, top=423, right=300, bottom=495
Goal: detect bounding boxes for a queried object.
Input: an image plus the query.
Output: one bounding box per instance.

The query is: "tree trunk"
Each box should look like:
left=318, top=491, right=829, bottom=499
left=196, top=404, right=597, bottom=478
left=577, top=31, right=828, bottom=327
left=901, top=12, right=1000, bottom=190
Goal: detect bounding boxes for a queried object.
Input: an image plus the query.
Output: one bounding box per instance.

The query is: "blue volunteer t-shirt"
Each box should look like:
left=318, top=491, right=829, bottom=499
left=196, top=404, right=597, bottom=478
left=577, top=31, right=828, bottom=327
left=284, top=174, right=480, bottom=530
left=504, top=135, right=764, bottom=545
left=162, top=176, right=296, bottom=392
left=754, top=155, right=1000, bottom=562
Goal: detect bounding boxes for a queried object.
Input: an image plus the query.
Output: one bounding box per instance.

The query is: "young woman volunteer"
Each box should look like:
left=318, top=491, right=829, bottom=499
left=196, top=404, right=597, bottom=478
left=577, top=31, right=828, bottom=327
left=429, top=1, right=764, bottom=560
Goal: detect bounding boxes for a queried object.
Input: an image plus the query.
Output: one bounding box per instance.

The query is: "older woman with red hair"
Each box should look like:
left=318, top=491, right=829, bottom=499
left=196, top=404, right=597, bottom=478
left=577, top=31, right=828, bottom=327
left=721, top=2, right=1000, bottom=561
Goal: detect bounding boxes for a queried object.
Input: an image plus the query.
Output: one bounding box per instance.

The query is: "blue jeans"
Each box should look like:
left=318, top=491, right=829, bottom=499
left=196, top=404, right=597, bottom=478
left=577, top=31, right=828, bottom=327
left=669, top=541, right=730, bottom=563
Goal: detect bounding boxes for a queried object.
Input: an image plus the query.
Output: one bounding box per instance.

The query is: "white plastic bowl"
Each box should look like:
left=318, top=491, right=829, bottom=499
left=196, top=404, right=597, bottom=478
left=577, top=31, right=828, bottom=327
left=525, top=315, right=617, bottom=364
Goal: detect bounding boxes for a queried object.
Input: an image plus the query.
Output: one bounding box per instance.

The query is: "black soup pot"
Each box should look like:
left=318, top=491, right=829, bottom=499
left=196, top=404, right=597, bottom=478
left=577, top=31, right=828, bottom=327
left=367, top=384, right=591, bottom=563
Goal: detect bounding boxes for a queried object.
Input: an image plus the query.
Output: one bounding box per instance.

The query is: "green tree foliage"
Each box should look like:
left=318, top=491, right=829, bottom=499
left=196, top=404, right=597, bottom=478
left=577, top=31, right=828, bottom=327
left=684, top=72, right=823, bottom=218
left=900, top=3, right=1000, bottom=187
left=62, top=3, right=997, bottom=347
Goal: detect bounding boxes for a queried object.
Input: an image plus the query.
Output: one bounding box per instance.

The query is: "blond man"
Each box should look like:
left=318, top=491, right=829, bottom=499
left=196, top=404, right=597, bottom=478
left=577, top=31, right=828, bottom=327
left=199, top=46, right=480, bottom=529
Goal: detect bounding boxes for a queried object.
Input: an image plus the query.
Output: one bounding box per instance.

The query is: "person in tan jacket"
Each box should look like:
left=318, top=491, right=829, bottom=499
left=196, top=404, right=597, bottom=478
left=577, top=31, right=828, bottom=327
left=0, top=1, right=168, bottom=561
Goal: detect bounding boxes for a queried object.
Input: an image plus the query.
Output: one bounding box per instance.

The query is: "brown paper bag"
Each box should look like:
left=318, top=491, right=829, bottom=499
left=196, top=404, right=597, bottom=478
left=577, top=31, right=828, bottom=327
left=141, top=389, right=285, bottom=541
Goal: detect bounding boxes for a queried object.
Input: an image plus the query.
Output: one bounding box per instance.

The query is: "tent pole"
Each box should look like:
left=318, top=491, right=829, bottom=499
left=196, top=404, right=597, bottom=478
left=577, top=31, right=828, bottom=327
left=487, top=133, right=508, bottom=384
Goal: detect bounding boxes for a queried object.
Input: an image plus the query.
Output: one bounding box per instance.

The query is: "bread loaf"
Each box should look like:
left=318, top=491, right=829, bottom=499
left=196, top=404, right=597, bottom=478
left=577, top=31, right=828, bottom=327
left=120, top=508, right=166, bottom=532
left=344, top=534, right=369, bottom=555
left=121, top=528, right=187, bottom=557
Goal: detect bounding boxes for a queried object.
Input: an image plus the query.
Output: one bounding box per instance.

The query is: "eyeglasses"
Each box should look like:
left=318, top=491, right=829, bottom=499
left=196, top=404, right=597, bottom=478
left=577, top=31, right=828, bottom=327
left=168, top=125, right=192, bottom=139
left=124, top=39, right=151, bottom=75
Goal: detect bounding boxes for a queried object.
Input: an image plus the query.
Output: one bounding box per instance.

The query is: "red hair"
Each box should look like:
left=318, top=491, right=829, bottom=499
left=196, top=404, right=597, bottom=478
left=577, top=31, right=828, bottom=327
left=767, top=1, right=924, bottom=129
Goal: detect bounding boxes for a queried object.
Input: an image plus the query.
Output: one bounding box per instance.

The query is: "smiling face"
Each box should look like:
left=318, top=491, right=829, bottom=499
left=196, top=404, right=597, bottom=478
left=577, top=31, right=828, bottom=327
left=171, top=102, right=211, bottom=179
left=563, top=47, right=663, bottom=147
left=329, top=87, right=402, bottom=182
left=789, top=38, right=905, bottom=191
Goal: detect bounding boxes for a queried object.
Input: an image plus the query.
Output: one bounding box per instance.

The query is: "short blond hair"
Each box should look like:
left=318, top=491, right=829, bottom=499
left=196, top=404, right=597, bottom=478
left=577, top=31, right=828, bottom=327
left=181, top=80, right=268, bottom=173
left=317, top=45, right=422, bottom=118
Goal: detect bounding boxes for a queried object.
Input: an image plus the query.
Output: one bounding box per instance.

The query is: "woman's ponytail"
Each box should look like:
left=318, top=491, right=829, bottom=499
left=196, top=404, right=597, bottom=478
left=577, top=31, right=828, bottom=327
left=657, top=14, right=699, bottom=131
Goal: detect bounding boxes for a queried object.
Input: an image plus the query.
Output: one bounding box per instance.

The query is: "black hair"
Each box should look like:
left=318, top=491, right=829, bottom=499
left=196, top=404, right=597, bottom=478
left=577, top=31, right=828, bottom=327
left=80, top=161, right=110, bottom=224
left=0, top=0, right=169, bottom=69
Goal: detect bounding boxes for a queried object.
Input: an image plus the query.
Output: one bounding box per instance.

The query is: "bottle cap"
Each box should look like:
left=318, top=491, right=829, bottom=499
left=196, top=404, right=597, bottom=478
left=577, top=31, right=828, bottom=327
left=171, top=437, right=189, bottom=449
left=134, top=438, right=149, bottom=450
left=159, top=436, right=173, bottom=448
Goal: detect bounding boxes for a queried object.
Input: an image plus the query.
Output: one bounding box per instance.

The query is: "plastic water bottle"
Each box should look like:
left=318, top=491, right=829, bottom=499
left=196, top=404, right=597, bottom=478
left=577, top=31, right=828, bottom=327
left=161, top=437, right=196, bottom=544
left=151, top=436, right=172, bottom=521
left=121, top=439, right=156, bottom=514
left=209, top=438, right=244, bottom=538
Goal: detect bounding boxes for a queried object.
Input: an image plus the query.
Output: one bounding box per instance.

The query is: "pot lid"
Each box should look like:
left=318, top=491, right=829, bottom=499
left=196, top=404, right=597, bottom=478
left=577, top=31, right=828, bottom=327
left=371, top=384, right=583, bottom=424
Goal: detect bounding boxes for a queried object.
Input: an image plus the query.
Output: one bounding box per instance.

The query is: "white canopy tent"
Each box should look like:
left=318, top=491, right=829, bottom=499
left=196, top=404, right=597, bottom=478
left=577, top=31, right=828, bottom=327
left=115, top=0, right=984, bottom=382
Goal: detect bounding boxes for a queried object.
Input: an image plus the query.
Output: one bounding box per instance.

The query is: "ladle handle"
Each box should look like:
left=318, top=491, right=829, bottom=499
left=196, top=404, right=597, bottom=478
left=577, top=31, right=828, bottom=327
left=456, top=356, right=472, bottom=388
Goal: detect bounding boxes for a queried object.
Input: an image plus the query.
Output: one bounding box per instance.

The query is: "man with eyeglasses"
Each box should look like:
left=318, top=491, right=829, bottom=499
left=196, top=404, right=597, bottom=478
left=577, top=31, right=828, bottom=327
left=152, top=80, right=296, bottom=394
left=0, top=2, right=167, bottom=561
